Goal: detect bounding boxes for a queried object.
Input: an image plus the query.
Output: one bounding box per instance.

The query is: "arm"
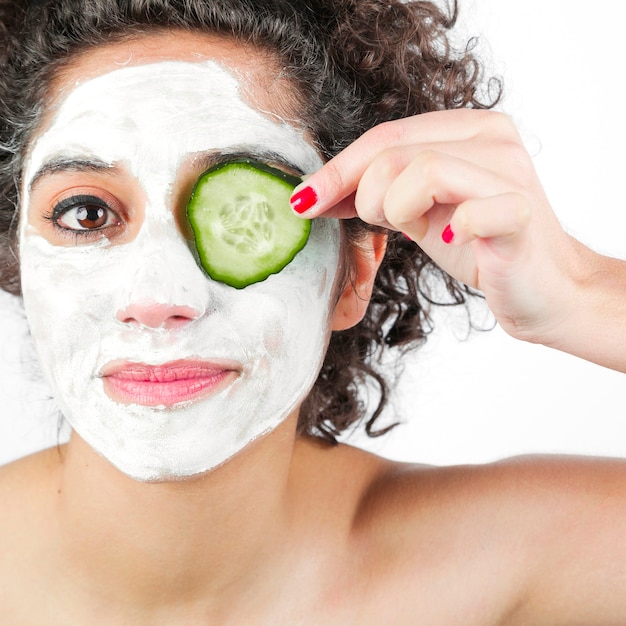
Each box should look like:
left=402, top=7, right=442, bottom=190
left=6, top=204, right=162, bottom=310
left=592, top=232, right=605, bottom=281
left=290, top=109, right=626, bottom=372
left=367, top=456, right=626, bottom=624
left=494, top=456, right=626, bottom=625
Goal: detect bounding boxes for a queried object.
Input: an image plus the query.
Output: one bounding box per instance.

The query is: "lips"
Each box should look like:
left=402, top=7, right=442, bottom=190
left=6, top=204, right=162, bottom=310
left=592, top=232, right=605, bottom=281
left=101, top=359, right=239, bottom=407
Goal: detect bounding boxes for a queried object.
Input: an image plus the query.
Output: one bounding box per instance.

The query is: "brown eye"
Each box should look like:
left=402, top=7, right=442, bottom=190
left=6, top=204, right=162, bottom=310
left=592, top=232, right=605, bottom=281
left=52, top=194, right=120, bottom=232
left=73, top=205, right=108, bottom=229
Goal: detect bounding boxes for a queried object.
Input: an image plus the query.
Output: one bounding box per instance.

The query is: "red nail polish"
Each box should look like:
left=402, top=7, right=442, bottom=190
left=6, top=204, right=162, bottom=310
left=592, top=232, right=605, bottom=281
left=441, top=224, right=454, bottom=244
left=402, top=232, right=412, bottom=241
left=290, top=186, right=318, bottom=214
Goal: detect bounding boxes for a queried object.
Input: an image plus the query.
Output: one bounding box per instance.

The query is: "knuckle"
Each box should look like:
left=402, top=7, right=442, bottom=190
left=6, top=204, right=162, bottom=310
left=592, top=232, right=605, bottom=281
left=382, top=204, right=413, bottom=232
left=510, top=192, right=532, bottom=224
left=500, top=141, right=535, bottom=185
left=412, top=149, right=446, bottom=183
left=499, top=139, right=528, bottom=167
left=372, top=148, right=407, bottom=181
left=321, top=160, right=346, bottom=196
left=363, top=119, right=407, bottom=149
left=480, top=110, right=521, bottom=141
left=353, top=192, right=387, bottom=226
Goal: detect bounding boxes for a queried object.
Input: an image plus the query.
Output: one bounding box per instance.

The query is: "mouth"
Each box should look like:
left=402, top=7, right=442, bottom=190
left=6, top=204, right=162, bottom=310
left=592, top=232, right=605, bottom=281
left=100, top=359, right=240, bottom=407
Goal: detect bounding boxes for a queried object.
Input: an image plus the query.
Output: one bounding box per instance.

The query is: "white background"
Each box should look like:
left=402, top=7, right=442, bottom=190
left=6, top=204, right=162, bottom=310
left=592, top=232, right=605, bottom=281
left=0, top=0, right=624, bottom=466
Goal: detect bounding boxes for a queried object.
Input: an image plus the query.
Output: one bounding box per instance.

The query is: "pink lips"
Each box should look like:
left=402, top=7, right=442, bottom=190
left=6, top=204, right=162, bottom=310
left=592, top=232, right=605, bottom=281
left=101, top=360, right=239, bottom=407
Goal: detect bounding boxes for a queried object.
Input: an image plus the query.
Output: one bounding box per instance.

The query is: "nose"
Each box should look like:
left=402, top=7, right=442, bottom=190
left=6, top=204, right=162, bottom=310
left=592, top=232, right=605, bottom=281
left=116, top=302, right=201, bottom=330
left=115, top=218, right=210, bottom=330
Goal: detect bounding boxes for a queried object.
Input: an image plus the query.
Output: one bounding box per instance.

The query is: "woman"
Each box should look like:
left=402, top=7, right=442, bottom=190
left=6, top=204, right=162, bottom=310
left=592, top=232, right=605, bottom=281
left=1, top=0, right=625, bottom=623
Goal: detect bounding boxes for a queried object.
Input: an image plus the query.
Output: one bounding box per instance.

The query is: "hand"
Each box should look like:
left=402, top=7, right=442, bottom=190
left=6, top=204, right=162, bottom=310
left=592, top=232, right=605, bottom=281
left=291, top=109, right=603, bottom=354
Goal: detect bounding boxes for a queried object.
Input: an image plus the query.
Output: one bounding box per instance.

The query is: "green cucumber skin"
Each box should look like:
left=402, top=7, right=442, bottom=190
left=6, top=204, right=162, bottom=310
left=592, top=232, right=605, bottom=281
left=207, top=158, right=303, bottom=187
left=187, top=160, right=311, bottom=289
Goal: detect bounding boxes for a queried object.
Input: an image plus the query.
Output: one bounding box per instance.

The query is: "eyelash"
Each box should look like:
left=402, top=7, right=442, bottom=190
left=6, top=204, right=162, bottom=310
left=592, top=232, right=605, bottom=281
left=43, top=194, right=121, bottom=240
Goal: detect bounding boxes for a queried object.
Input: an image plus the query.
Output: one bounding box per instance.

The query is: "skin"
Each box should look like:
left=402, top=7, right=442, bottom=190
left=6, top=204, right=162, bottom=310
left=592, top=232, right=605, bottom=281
left=1, top=30, right=626, bottom=625
left=19, top=55, right=341, bottom=481
left=294, top=113, right=626, bottom=373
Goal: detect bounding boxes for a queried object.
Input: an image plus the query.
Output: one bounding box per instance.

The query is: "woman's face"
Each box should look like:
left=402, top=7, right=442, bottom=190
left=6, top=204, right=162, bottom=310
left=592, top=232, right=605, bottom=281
left=18, top=33, right=341, bottom=481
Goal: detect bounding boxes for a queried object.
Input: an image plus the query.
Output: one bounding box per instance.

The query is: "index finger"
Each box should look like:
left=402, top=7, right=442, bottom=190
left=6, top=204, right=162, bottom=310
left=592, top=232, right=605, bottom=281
left=289, top=145, right=369, bottom=218
left=289, top=119, right=413, bottom=218
left=288, top=110, right=519, bottom=218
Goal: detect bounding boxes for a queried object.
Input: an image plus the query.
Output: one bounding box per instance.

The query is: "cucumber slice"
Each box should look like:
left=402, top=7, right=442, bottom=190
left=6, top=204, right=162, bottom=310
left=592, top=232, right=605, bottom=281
left=187, top=159, right=311, bottom=289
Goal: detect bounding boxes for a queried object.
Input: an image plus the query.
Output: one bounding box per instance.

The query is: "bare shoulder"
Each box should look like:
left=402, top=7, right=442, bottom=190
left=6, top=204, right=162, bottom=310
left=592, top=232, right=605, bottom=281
left=359, top=452, right=626, bottom=526
left=360, top=452, right=626, bottom=549
left=341, top=449, right=626, bottom=624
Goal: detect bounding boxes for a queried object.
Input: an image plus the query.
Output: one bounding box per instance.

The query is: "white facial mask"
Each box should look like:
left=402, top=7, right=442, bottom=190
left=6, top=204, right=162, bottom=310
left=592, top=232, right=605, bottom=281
left=19, top=60, right=341, bottom=481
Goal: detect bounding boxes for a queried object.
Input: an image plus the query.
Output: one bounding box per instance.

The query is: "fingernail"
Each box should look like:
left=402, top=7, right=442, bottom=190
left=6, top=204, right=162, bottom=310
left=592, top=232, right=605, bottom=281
left=290, top=186, right=318, bottom=214
left=441, top=224, right=454, bottom=244
left=402, top=232, right=412, bottom=241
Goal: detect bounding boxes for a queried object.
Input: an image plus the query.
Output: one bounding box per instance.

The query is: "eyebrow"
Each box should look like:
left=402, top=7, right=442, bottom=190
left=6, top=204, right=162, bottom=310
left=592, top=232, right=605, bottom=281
left=190, top=148, right=307, bottom=178
left=28, top=156, right=117, bottom=192
left=27, top=147, right=308, bottom=193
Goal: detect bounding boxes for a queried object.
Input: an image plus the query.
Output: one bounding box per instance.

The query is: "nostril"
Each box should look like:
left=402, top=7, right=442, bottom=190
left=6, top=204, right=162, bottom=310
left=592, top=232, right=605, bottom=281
left=167, top=314, right=198, bottom=330
left=116, top=303, right=201, bottom=330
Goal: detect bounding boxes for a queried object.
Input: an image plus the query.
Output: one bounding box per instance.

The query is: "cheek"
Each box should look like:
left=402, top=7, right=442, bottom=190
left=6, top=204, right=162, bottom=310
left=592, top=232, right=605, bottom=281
left=239, top=222, right=341, bottom=366
left=261, top=313, right=286, bottom=356
left=20, top=236, right=116, bottom=387
left=21, top=237, right=115, bottom=317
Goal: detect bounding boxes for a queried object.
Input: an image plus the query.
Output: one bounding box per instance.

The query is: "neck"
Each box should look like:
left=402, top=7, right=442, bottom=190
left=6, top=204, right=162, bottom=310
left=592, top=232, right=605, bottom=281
left=53, top=415, right=298, bottom=612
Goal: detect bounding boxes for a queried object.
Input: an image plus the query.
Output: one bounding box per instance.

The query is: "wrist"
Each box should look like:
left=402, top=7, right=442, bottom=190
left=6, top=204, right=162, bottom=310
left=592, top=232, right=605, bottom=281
left=541, top=239, right=626, bottom=371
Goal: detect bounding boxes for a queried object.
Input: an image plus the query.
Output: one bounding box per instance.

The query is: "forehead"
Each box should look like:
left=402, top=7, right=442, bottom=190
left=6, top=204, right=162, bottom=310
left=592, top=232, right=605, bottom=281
left=49, top=30, right=296, bottom=117
left=31, top=60, right=316, bottom=163
left=24, top=32, right=321, bottom=191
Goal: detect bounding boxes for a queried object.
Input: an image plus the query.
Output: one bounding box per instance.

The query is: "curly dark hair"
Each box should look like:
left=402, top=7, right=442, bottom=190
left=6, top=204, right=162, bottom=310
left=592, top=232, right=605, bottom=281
left=0, top=0, right=498, bottom=441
